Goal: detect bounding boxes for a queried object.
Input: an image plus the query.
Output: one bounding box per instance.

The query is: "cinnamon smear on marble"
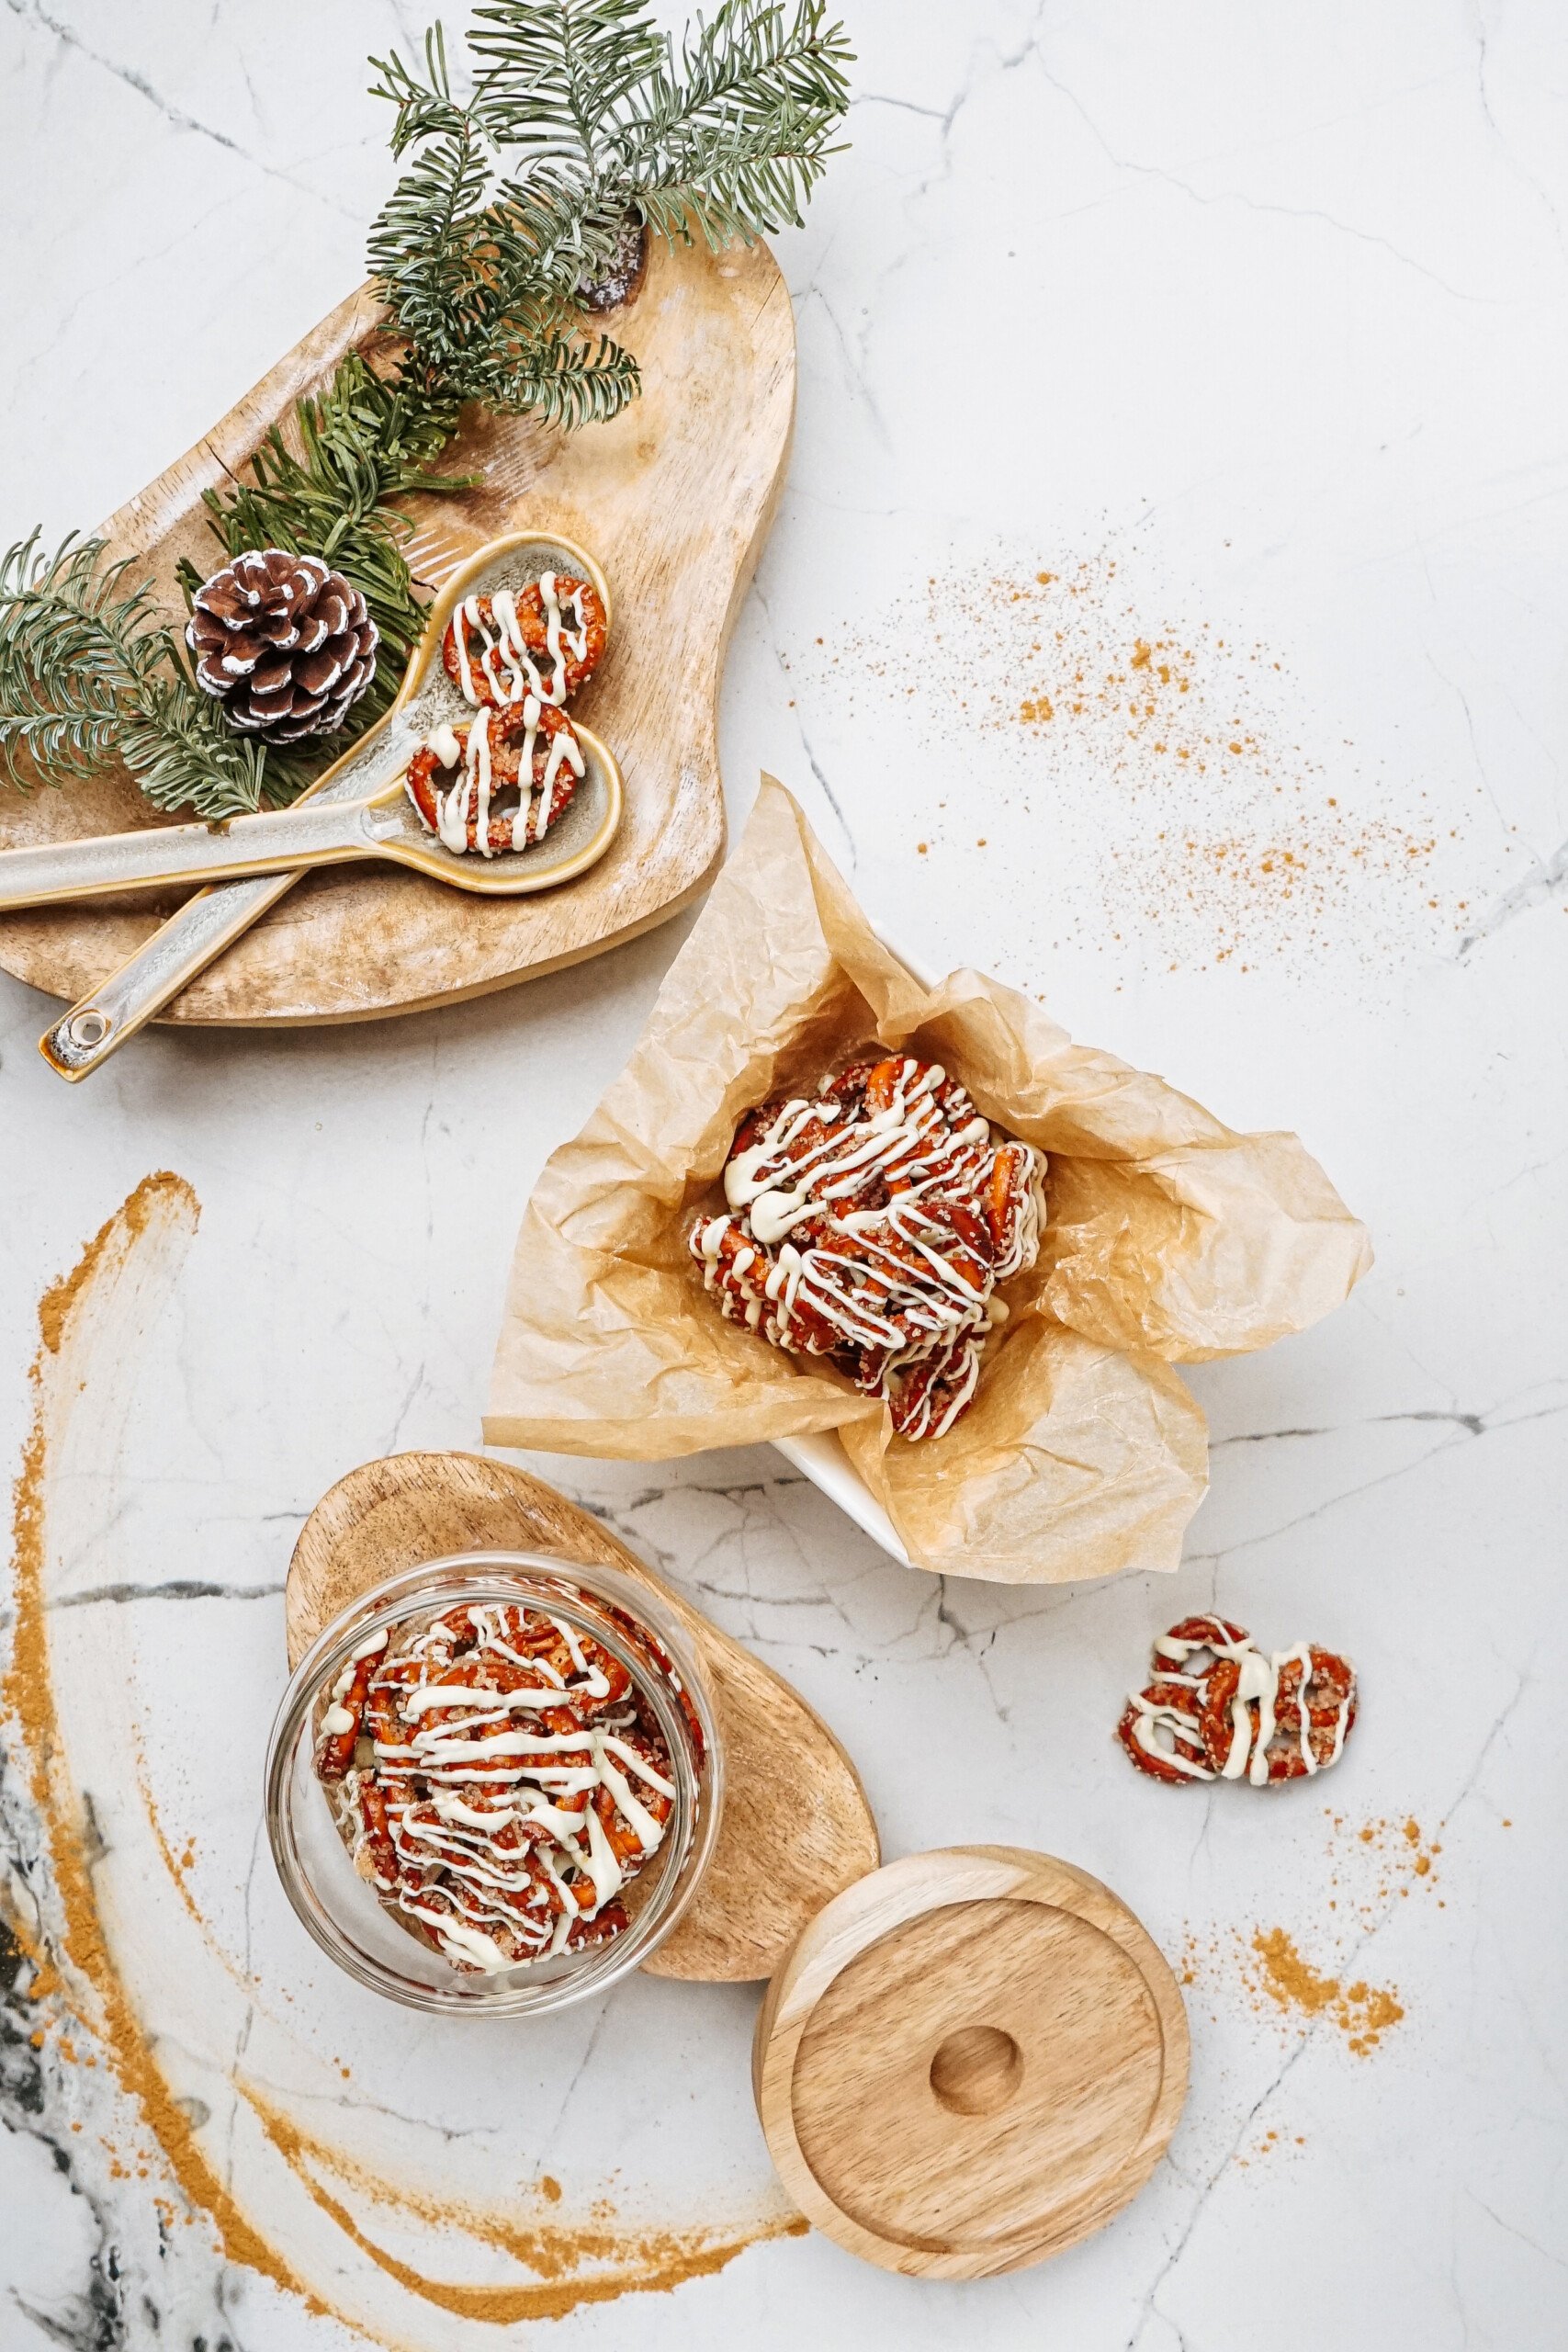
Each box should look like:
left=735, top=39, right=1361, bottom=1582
left=246, top=2086, right=805, bottom=2325
left=0, top=1175, right=315, bottom=2306
left=4, top=1173, right=800, bottom=2335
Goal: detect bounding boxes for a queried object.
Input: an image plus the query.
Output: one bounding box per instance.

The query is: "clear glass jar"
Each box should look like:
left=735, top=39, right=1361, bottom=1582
left=265, top=1551, right=722, bottom=2017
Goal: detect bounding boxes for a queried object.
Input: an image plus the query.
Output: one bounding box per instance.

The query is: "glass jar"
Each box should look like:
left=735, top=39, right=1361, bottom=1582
left=265, top=1551, right=722, bottom=2017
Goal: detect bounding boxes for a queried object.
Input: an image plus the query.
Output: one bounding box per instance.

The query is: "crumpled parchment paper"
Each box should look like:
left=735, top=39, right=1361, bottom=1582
left=485, top=780, right=1371, bottom=1582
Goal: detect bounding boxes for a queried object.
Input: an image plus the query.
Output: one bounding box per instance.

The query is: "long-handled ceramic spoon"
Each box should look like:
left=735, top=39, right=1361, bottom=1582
left=36, top=528, right=612, bottom=1079
left=1, top=731, right=621, bottom=901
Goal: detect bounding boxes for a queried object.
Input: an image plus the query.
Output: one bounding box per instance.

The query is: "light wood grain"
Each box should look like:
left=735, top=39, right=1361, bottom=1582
left=286, top=1451, right=878, bottom=1983
left=752, top=1846, right=1189, bottom=2277
left=0, top=233, right=795, bottom=1023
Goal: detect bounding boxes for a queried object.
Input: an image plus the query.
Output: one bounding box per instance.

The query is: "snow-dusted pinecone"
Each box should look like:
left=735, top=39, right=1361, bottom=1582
left=186, top=548, right=378, bottom=745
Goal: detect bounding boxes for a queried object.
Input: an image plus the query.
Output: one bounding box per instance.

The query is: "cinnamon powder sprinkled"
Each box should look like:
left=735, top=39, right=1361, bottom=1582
left=1247, top=1929, right=1404, bottom=2057
left=1325, top=1811, right=1444, bottom=1920
left=1177, top=1804, right=1441, bottom=2059
left=5, top=1175, right=804, bottom=2333
left=791, top=550, right=1490, bottom=976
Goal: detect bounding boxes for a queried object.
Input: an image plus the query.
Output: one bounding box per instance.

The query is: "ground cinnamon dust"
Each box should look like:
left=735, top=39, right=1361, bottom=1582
left=1247, top=1928, right=1404, bottom=2057
left=790, top=549, right=1478, bottom=976
left=1325, top=1810, right=1444, bottom=1921
left=1177, top=1805, right=1437, bottom=2060
left=4, top=1174, right=802, bottom=2337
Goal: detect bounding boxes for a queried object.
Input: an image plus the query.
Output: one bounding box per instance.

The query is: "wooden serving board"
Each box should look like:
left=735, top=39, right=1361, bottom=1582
left=753, top=1847, right=1189, bottom=2276
left=0, top=233, right=795, bottom=1023
left=286, top=1452, right=879, bottom=1982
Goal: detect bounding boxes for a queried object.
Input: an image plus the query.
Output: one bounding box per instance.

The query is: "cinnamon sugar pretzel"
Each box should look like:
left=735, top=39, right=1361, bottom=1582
left=404, top=697, right=584, bottom=856
left=442, top=575, right=607, bottom=710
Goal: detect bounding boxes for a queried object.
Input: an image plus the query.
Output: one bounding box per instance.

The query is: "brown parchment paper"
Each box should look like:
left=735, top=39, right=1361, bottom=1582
left=485, top=780, right=1371, bottom=1582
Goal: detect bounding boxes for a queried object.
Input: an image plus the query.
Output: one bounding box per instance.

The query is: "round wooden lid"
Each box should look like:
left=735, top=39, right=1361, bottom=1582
left=751, top=1845, right=1189, bottom=2278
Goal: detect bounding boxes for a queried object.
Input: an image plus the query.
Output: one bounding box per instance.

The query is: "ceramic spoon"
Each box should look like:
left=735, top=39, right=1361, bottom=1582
left=37, top=528, right=611, bottom=1079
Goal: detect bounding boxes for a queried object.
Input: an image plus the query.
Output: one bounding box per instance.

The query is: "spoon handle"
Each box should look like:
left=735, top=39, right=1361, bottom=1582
left=37, top=725, right=417, bottom=1079
left=39, top=868, right=308, bottom=1078
left=0, top=796, right=386, bottom=911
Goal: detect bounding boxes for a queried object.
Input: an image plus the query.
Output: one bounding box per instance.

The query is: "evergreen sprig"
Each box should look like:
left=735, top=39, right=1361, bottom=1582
left=2, top=1, right=851, bottom=820
left=368, top=0, right=852, bottom=422
left=0, top=533, right=265, bottom=819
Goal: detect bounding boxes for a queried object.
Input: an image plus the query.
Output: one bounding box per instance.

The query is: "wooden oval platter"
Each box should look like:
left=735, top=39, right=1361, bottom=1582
left=0, top=232, right=794, bottom=1024
left=752, top=1846, right=1189, bottom=2277
left=286, top=1451, right=878, bottom=1982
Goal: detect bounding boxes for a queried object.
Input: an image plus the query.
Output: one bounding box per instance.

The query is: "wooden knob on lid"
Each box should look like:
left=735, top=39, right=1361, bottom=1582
left=752, top=1845, right=1189, bottom=2278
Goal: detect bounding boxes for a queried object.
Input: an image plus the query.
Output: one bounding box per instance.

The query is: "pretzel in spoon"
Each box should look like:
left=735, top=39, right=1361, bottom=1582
left=443, top=574, right=607, bottom=709
left=405, top=698, right=584, bottom=854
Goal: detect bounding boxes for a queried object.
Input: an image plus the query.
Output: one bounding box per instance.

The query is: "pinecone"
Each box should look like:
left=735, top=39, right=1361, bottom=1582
left=186, top=548, right=378, bottom=745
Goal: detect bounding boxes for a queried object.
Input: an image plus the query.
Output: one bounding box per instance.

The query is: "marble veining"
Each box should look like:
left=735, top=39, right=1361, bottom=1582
left=2, top=2, right=1565, bottom=2347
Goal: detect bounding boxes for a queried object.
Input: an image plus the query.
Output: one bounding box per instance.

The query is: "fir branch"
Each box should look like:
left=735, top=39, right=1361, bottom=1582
left=0, top=532, right=162, bottom=787
left=468, top=0, right=666, bottom=165
left=119, top=657, right=268, bottom=820
left=0, top=533, right=265, bottom=817
left=614, top=1, right=852, bottom=242
left=367, top=0, right=852, bottom=420
left=367, top=38, right=642, bottom=424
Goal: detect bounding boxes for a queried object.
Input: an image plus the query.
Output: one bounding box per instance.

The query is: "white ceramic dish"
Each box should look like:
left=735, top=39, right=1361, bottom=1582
left=769, top=925, right=939, bottom=1569
left=773, top=1427, right=910, bottom=1566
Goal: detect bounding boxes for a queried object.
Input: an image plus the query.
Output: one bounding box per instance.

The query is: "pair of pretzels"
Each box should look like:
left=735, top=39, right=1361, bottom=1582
left=1119, top=1615, right=1357, bottom=1788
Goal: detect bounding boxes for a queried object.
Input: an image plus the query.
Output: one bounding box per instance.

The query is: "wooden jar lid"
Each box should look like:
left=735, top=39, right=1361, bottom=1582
left=752, top=1845, right=1189, bottom=2278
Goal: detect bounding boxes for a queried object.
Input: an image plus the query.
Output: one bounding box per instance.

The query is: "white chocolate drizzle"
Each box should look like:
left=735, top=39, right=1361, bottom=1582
left=449, top=575, right=589, bottom=710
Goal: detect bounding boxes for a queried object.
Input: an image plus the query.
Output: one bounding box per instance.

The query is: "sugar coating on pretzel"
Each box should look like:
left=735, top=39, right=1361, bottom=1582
left=690, top=1054, right=1047, bottom=1442
left=314, top=1601, right=691, bottom=1973
left=443, top=574, right=606, bottom=711
left=1118, top=1613, right=1358, bottom=1788
left=404, top=696, right=584, bottom=858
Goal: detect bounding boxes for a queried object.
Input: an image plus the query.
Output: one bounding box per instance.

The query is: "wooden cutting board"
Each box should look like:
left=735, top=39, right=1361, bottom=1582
left=0, top=232, right=794, bottom=1023
left=286, top=1451, right=878, bottom=1982
left=753, top=1846, right=1189, bottom=2274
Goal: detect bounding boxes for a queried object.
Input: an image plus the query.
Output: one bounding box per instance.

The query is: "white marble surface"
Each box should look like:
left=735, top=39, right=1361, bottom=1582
left=2, top=2, right=1566, bottom=2346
